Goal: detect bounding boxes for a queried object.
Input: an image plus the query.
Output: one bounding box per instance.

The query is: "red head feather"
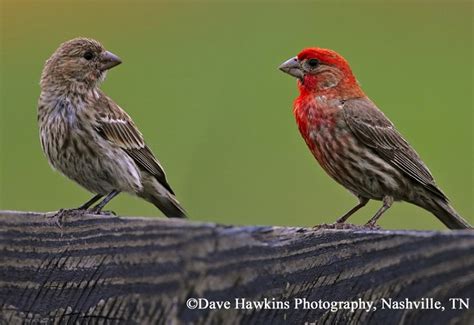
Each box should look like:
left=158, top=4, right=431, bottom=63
left=296, top=48, right=362, bottom=98
left=298, top=48, right=351, bottom=70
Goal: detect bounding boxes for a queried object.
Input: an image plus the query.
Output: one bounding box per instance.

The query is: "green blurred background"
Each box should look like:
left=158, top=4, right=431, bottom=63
left=0, top=1, right=472, bottom=230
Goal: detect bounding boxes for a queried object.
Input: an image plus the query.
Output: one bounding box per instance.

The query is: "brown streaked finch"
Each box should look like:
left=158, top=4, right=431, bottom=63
left=279, top=48, right=471, bottom=229
left=38, top=38, right=187, bottom=218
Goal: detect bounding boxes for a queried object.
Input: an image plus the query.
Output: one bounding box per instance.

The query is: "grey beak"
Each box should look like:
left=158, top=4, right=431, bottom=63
left=100, top=51, right=122, bottom=70
left=279, top=56, right=304, bottom=80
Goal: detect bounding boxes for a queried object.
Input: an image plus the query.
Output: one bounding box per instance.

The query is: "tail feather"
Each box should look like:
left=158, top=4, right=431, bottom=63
left=139, top=175, right=187, bottom=219
left=147, top=192, right=187, bottom=219
left=430, top=200, right=471, bottom=230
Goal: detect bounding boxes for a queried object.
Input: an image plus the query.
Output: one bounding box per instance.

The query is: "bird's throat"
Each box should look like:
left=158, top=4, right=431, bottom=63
left=294, top=95, right=341, bottom=139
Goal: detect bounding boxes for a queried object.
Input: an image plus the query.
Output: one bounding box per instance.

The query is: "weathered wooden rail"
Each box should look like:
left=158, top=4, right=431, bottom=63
left=0, top=210, right=473, bottom=324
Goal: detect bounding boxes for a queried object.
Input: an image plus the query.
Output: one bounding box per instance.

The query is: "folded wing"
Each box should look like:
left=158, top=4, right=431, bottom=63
left=95, top=94, right=175, bottom=195
left=342, top=97, right=447, bottom=201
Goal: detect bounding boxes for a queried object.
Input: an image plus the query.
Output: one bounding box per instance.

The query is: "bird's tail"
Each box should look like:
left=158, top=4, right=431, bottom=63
left=428, top=199, right=472, bottom=230
left=147, top=192, right=187, bottom=219
left=139, top=176, right=187, bottom=219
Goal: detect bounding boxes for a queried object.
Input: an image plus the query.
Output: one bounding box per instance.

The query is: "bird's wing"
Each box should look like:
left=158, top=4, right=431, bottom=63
left=94, top=94, right=175, bottom=194
left=342, top=97, right=447, bottom=200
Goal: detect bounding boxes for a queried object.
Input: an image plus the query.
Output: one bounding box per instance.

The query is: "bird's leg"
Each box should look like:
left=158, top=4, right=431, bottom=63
left=336, top=197, right=369, bottom=223
left=313, top=197, right=369, bottom=229
left=365, top=196, right=393, bottom=227
left=90, top=190, right=120, bottom=214
left=77, top=194, right=104, bottom=210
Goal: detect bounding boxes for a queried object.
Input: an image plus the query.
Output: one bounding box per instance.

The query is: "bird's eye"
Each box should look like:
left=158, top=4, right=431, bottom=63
left=83, top=51, right=94, bottom=60
left=307, top=58, right=319, bottom=68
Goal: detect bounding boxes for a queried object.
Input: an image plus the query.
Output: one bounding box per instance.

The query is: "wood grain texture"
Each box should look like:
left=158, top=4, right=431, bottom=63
left=0, top=210, right=473, bottom=325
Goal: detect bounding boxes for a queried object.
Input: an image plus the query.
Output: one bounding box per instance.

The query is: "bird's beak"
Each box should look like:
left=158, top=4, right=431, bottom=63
left=279, top=56, right=304, bottom=80
left=100, top=51, right=122, bottom=70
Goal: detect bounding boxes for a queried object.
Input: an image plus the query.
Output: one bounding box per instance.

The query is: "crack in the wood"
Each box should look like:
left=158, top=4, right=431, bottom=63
left=70, top=254, right=109, bottom=323
left=25, top=248, right=70, bottom=317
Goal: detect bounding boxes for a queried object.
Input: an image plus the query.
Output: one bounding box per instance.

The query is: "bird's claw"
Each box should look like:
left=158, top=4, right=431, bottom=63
left=313, top=222, right=356, bottom=230
left=47, top=208, right=93, bottom=228
left=47, top=208, right=74, bottom=228
left=47, top=210, right=65, bottom=228
left=313, top=222, right=381, bottom=230
left=363, top=222, right=382, bottom=230
left=88, top=209, right=116, bottom=216
left=47, top=207, right=115, bottom=228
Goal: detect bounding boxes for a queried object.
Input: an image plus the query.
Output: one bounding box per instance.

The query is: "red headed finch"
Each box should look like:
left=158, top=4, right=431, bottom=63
left=279, top=48, right=471, bottom=229
left=38, top=38, right=186, bottom=218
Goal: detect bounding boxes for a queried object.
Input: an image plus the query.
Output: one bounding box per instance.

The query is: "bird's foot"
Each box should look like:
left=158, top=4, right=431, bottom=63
left=363, top=222, right=382, bottom=230
left=47, top=210, right=64, bottom=228
left=313, top=222, right=379, bottom=230
left=47, top=208, right=86, bottom=228
left=88, top=208, right=116, bottom=216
